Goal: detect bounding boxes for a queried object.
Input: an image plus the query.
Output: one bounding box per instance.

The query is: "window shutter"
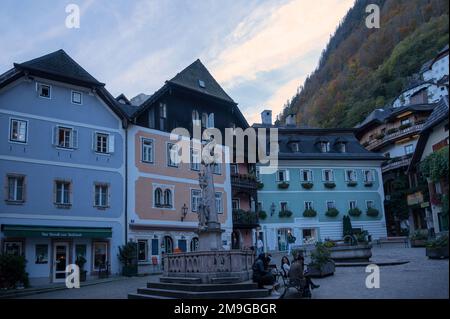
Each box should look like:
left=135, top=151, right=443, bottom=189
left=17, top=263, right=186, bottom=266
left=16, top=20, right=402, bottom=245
left=285, top=170, right=290, bottom=182
left=72, top=130, right=78, bottom=149
left=53, top=126, right=59, bottom=145
left=108, top=135, right=115, bottom=153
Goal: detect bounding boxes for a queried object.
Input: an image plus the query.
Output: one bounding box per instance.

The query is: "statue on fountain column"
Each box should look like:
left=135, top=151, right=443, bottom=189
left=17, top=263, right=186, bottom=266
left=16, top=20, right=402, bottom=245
left=197, top=138, right=221, bottom=232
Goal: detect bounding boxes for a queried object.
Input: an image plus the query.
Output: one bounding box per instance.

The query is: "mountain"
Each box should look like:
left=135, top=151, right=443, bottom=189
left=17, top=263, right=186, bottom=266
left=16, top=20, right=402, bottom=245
left=278, top=0, right=449, bottom=128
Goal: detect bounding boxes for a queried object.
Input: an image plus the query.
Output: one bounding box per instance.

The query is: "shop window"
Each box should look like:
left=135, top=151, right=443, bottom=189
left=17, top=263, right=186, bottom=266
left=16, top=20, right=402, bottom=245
left=35, top=244, right=48, bottom=264
left=3, top=241, right=22, bottom=256
left=138, top=240, right=148, bottom=262
left=93, top=242, right=108, bottom=271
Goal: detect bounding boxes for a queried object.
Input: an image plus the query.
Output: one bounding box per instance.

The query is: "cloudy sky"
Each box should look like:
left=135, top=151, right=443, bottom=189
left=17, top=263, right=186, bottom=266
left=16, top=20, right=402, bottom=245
left=0, top=0, right=354, bottom=124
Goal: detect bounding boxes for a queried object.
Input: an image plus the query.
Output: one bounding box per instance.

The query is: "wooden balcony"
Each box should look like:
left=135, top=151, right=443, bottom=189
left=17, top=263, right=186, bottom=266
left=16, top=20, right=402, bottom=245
left=232, top=209, right=259, bottom=229
left=381, top=154, right=412, bottom=173
left=231, top=173, right=257, bottom=194
left=365, top=123, right=424, bottom=151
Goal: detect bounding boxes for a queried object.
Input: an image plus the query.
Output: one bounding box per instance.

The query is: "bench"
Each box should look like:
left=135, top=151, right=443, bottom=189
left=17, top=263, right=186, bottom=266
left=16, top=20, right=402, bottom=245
left=376, top=236, right=409, bottom=248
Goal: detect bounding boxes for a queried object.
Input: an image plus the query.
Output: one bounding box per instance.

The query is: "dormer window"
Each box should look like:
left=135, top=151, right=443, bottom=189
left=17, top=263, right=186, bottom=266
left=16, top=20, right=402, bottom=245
left=318, top=141, right=330, bottom=153
left=198, top=80, right=206, bottom=88
left=336, top=142, right=346, bottom=153
left=192, top=110, right=200, bottom=124
left=290, top=142, right=299, bottom=152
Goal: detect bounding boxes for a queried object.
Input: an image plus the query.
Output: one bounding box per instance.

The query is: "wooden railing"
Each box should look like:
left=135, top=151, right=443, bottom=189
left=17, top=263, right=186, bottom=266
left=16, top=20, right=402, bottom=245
left=365, top=123, right=424, bottom=151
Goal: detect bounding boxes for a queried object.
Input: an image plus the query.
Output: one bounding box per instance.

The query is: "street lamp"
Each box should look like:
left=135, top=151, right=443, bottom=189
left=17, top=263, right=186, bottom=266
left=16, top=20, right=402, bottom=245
left=181, top=203, right=188, bottom=222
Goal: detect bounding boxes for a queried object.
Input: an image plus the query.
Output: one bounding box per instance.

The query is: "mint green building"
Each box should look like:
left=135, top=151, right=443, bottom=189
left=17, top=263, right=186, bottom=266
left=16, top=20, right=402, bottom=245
left=254, top=118, right=387, bottom=252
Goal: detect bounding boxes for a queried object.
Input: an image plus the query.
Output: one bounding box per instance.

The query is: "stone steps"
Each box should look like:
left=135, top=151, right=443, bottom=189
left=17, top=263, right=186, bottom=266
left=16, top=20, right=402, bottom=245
left=159, top=276, right=202, bottom=284
left=210, top=277, right=241, bottom=284
left=147, top=281, right=258, bottom=292
left=134, top=287, right=270, bottom=299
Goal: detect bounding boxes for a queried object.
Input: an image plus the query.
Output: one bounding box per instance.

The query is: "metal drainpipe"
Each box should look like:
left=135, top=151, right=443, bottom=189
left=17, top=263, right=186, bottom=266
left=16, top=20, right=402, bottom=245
left=124, top=121, right=128, bottom=244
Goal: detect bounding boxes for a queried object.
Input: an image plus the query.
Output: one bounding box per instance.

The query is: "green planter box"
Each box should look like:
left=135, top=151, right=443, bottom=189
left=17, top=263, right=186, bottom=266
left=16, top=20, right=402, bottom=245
left=426, top=246, right=449, bottom=259
left=122, top=265, right=138, bottom=277
left=307, top=261, right=335, bottom=278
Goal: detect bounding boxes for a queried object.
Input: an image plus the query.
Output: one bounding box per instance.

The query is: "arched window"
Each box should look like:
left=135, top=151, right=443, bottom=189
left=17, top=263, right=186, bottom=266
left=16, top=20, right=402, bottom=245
left=164, top=189, right=172, bottom=207
left=192, top=110, right=200, bottom=123
left=154, top=188, right=162, bottom=207
left=163, top=236, right=173, bottom=254
left=201, top=113, right=208, bottom=128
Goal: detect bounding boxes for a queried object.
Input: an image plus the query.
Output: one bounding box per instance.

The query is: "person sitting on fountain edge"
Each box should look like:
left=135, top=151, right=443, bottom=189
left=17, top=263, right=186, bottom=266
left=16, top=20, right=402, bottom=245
left=252, top=253, right=276, bottom=289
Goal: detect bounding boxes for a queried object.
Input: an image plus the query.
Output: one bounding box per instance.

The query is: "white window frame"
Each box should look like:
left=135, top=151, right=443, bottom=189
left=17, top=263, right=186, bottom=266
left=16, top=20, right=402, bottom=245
left=6, top=174, right=25, bottom=202
left=232, top=198, right=240, bottom=210
left=404, top=144, right=414, bottom=155
left=141, top=138, right=154, bottom=163
left=167, top=142, right=179, bottom=168
left=137, top=239, right=148, bottom=262
left=304, top=201, right=313, bottom=210
left=94, top=183, right=109, bottom=208
left=190, top=148, right=200, bottom=171
left=9, top=118, right=28, bottom=144
left=37, top=82, right=51, bottom=99
left=349, top=200, right=357, bottom=210
left=319, top=141, right=330, bottom=153
left=300, top=169, right=313, bottom=182
left=55, top=180, right=71, bottom=205
left=54, top=125, right=78, bottom=149
left=94, top=132, right=110, bottom=154
left=322, top=169, right=334, bottom=182
left=363, top=170, right=374, bottom=182
left=71, top=90, right=83, bottom=105
left=163, top=189, right=173, bottom=208
left=3, top=241, right=23, bottom=256
left=345, top=169, right=357, bottom=182
left=400, top=118, right=411, bottom=126
left=215, top=192, right=223, bottom=214
left=92, top=242, right=108, bottom=271
left=191, top=189, right=202, bottom=212
left=366, top=200, right=375, bottom=209
left=276, top=169, right=289, bottom=182
left=326, top=200, right=336, bottom=210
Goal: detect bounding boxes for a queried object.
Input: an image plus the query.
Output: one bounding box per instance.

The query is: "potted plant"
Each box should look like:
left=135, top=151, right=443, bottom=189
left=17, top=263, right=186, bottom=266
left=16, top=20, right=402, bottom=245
left=325, top=208, right=339, bottom=217
left=366, top=207, right=379, bottom=217
left=387, top=127, right=398, bottom=135
left=307, top=242, right=335, bottom=278
left=75, top=255, right=87, bottom=282
left=258, top=210, right=267, bottom=220
left=0, top=254, right=30, bottom=289
left=118, top=242, right=138, bottom=277
left=426, top=234, right=448, bottom=259
left=348, top=207, right=362, bottom=217
left=364, top=181, right=373, bottom=187
left=303, top=208, right=317, bottom=217
left=257, top=181, right=264, bottom=190
left=279, top=210, right=293, bottom=218
left=324, top=182, right=336, bottom=189
left=278, top=181, right=289, bottom=189
left=410, top=229, right=428, bottom=247
left=301, top=182, right=314, bottom=189
left=347, top=181, right=358, bottom=187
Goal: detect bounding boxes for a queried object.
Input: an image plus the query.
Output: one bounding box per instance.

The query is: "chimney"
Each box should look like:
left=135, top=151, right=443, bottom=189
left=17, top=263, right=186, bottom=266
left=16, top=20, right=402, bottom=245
left=286, top=113, right=296, bottom=126
left=261, top=110, right=272, bottom=125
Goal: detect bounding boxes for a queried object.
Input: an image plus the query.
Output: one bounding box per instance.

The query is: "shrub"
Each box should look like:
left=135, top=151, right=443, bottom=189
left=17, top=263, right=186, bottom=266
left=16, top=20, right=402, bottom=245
left=75, top=255, right=87, bottom=270
left=410, top=229, right=428, bottom=240
left=347, top=181, right=358, bottom=187
left=343, top=215, right=353, bottom=237
left=278, top=181, right=289, bottom=189
left=426, top=234, right=448, bottom=248
left=303, top=208, right=317, bottom=217
left=0, top=254, right=29, bottom=289
left=257, top=182, right=264, bottom=190
left=323, top=240, right=336, bottom=248
left=279, top=210, right=293, bottom=218
left=366, top=207, right=379, bottom=217
left=375, top=133, right=385, bottom=140
left=310, top=242, right=332, bottom=267
left=325, top=208, right=339, bottom=217
left=258, top=210, right=267, bottom=220
left=348, top=207, right=362, bottom=217
left=301, top=182, right=314, bottom=189
left=324, top=182, right=336, bottom=189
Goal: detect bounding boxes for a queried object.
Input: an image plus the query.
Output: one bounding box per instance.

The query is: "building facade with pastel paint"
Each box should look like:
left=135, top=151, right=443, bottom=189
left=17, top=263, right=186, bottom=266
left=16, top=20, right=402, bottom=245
left=116, top=60, right=256, bottom=273
left=253, top=114, right=387, bottom=252
left=0, top=50, right=127, bottom=284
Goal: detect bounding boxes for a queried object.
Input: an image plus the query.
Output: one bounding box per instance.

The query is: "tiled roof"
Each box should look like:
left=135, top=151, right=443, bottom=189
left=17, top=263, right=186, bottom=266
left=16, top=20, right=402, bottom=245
left=14, top=49, right=104, bottom=86
left=168, top=59, right=235, bottom=103
left=252, top=125, right=385, bottom=161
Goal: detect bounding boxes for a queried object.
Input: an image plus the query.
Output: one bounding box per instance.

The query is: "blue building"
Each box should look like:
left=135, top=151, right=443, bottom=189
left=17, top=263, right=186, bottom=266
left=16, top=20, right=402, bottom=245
left=0, top=50, right=127, bottom=283
left=254, top=113, right=388, bottom=252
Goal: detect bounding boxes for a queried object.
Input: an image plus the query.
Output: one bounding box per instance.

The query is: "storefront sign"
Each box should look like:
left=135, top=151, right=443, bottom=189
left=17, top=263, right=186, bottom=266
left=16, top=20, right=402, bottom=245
left=407, top=192, right=423, bottom=206
left=2, top=225, right=112, bottom=238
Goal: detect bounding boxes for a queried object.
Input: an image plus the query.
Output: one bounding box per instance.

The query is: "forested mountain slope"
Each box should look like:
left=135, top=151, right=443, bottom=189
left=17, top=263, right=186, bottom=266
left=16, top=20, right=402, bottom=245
left=279, top=0, right=449, bottom=128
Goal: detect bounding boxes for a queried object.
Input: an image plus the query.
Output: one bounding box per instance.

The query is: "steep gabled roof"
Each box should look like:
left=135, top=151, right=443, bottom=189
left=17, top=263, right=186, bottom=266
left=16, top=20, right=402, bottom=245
left=168, top=59, right=235, bottom=104
left=13, top=49, right=104, bottom=87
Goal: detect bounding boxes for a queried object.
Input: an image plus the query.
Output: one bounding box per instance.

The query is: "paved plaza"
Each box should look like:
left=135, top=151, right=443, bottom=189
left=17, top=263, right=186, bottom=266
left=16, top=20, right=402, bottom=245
left=18, top=246, right=448, bottom=299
